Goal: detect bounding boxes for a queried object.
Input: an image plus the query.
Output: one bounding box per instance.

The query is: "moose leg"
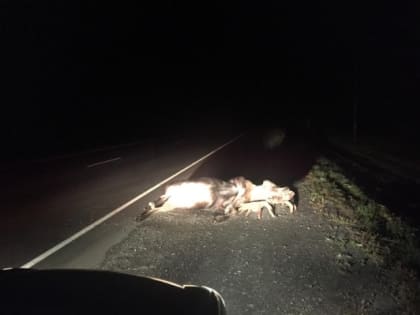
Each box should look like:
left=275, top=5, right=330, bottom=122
left=238, top=201, right=276, bottom=219
left=284, top=200, right=296, bottom=213
left=148, top=195, right=169, bottom=209
left=264, top=203, right=276, bottom=218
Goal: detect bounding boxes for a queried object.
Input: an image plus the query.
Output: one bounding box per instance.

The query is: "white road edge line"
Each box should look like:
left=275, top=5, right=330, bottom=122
left=20, top=134, right=243, bottom=269
left=87, top=157, right=121, bottom=168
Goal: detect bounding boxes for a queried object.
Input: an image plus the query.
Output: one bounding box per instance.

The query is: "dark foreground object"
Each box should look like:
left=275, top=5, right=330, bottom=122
left=0, top=268, right=226, bottom=315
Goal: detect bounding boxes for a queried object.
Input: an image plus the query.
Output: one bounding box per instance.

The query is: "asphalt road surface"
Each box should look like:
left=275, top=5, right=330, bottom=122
left=1, top=129, right=408, bottom=314
left=0, top=130, right=236, bottom=268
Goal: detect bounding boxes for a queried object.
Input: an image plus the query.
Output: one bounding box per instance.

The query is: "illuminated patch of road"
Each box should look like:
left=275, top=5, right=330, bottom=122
left=20, top=134, right=243, bottom=268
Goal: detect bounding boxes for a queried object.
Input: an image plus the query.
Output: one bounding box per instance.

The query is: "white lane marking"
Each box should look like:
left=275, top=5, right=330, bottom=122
left=20, top=134, right=243, bottom=268
left=87, top=157, right=121, bottom=168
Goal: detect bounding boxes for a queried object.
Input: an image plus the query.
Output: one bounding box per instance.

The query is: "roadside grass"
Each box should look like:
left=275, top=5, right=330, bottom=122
left=300, top=157, right=419, bottom=268
left=299, top=156, right=420, bottom=312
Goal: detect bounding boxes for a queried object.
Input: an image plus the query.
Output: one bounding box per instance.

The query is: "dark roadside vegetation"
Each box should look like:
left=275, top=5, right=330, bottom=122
left=312, top=125, right=420, bottom=312
left=290, top=120, right=420, bottom=266
left=249, top=120, right=420, bottom=312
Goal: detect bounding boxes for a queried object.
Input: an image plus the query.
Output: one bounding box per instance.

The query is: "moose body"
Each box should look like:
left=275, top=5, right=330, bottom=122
left=138, top=177, right=296, bottom=221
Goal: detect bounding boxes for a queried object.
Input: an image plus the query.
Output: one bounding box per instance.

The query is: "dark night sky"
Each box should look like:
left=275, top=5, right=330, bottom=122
left=2, top=0, right=419, bottom=157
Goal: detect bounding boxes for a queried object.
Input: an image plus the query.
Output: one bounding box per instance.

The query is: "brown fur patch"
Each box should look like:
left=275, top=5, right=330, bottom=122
left=242, top=180, right=255, bottom=203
